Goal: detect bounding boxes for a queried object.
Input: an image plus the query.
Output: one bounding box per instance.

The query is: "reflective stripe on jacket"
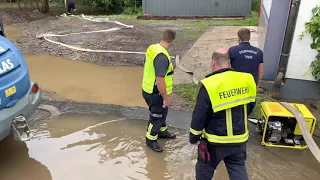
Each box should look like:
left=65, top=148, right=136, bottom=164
left=142, top=43, right=174, bottom=94
left=202, top=71, right=256, bottom=113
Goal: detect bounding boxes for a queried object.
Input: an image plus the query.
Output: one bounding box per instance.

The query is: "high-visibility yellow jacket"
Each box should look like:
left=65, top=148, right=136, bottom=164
left=190, top=68, right=256, bottom=144
left=142, top=43, right=174, bottom=94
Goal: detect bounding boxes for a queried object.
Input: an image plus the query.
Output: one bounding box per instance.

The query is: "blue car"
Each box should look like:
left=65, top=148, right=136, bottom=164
left=0, top=20, right=42, bottom=142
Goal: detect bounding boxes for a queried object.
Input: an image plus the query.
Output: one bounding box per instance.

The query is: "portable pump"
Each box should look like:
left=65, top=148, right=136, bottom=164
left=256, top=102, right=317, bottom=149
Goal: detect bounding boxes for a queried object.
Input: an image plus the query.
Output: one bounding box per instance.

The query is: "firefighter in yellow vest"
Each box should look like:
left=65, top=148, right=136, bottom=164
left=189, top=48, right=256, bottom=180
left=142, top=29, right=177, bottom=152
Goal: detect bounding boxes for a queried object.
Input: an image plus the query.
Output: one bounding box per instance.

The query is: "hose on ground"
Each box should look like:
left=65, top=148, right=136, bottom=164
left=36, top=14, right=200, bottom=84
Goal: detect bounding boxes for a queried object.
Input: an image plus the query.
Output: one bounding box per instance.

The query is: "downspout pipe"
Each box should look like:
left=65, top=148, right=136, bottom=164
left=276, top=0, right=301, bottom=86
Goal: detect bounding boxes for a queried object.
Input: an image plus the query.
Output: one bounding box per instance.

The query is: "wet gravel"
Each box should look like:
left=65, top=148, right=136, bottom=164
left=4, top=12, right=197, bottom=111
left=2, top=10, right=320, bottom=180
left=0, top=9, right=51, bottom=26
left=14, top=16, right=195, bottom=67
left=35, top=98, right=192, bottom=133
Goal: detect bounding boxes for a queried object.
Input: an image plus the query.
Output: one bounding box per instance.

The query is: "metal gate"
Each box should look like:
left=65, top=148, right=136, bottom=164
left=142, top=0, right=252, bottom=17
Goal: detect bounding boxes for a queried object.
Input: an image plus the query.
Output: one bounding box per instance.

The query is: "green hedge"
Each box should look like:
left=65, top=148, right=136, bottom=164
left=252, top=0, right=261, bottom=13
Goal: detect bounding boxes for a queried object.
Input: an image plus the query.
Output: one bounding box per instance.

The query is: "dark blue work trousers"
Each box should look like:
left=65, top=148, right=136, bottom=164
left=142, top=91, right=168, bottom=144
left=195, top=143, right=248, bottom=180
left=67, top=2, right=75, bottom=13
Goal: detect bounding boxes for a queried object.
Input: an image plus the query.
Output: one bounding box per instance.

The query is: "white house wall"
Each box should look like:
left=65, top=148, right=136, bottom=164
left=286, top=0, right=318, bottom=81
left=264, top=0, right=273, bottom=18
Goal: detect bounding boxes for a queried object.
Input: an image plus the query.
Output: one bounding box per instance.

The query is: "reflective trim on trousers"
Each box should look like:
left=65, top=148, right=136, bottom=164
left=160, top=126, right=168, bottom=132
left=190, top=128, right=203, bottom=135
left=146, top=123, right=158, bottom=140
left=150, top=113, right=162, bottom=118
left=212, top=96, right=256, bottom=112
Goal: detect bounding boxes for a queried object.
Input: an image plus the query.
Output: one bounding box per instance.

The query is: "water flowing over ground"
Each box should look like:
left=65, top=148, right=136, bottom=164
left=0, top=114, right=319, bottom=180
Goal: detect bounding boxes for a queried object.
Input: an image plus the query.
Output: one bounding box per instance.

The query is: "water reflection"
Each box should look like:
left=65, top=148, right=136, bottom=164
left=0, top=136, right=53, bottom=180
left=25, top=53, right=146, bottom=108
left=26, top=114, right=189, bottom=180
left=1, top=114, right=319, bottom=180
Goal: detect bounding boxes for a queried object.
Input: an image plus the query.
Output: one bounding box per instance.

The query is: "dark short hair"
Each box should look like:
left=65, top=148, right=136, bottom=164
left=237, top=28, right=251, bottom=41
left=212, top=51, right=229, bottom=65
left=162, top=29, right=176, bottom=43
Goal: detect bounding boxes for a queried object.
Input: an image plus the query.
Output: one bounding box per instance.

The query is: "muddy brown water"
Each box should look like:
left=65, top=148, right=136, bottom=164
left=0, top=114, right=319, bottom=180
left=4, top=23, right=22, bottom=41
left=2, top=16, right=320, bottom=180
left=24, top=53, right=147, bottom=108
left=0, top=115, right=196, bottom=180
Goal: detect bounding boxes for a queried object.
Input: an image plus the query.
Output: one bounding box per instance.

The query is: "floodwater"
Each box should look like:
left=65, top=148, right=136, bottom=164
left=0, top=114, right=319, bottom=180
left=4, top=24, right=22, bottom=41
left=1, top=14, right=320, bottom=180
left=0, top=114, right=197, bottom=180
left=24, top=53, right=147, bottom=108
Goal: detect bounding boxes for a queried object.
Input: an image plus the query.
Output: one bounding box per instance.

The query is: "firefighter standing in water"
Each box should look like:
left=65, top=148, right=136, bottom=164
left=142, top=29, right=177, bottom=152
left=189, top=48, right=256, bottom=180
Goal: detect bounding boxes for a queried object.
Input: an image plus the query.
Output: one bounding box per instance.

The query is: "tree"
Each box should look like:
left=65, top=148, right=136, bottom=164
left=14, top=0, right=50, bottom=13
left=42, top=0, right=49, bottom=13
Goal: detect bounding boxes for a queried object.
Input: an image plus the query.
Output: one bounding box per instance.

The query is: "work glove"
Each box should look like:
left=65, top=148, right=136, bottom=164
left=198, top=139, right=210, bottom=163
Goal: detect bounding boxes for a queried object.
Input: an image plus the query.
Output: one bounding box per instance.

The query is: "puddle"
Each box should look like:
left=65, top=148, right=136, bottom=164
left=0, top=136, right=52, bottom=180
left=4, top=24, right=22, bottom=41
left=24, top=53, right=147, bottom=108
left=0, top=114, right=196, bottom=180
left=0, top=114, right=319, bottom=180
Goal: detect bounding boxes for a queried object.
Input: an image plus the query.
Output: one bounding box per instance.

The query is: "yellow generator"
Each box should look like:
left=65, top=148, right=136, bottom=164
left=256, top=102, right=317, bottom=149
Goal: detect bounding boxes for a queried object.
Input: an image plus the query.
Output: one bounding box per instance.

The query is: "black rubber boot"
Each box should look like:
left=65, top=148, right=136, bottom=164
left=158, top=131, right=176, bottom=139
left=147, top=141, right=163, bottom=153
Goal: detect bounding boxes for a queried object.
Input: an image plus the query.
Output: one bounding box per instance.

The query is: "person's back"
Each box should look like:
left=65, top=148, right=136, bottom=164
left=142, top=29, right=177, bottom=153
left=228, top=28, right=264, bottom=87
left=202, top=71, right=255, bottom=139
left=189, top=49, right=257, bottom=180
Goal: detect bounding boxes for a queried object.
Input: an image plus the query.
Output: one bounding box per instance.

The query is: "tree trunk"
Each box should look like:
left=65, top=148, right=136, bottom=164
left=23, top=0, right=27, bottom=10
left=17, top=0, right=22, bottom=10
left=35, top=0, right=41, bottom=12
left=42, top=0, right=49, bottom=13
left=28, top=0, right=36, bottom=10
